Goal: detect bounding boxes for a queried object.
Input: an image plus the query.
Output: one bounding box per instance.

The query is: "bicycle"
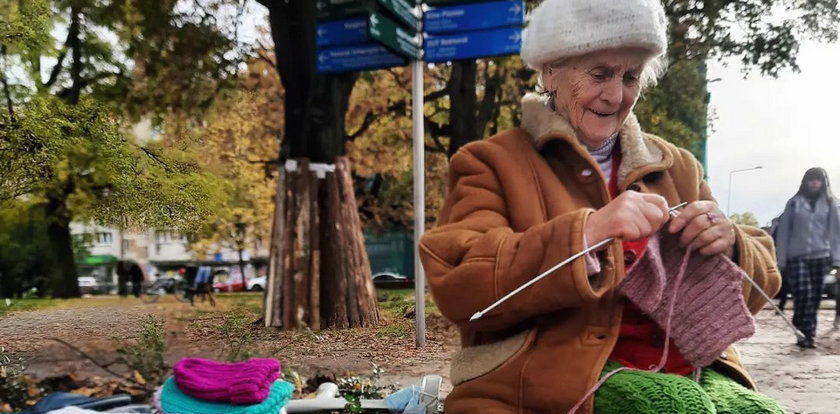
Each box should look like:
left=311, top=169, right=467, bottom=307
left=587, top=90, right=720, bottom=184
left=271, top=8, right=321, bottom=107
left=141, top=278, right=191, bottom=304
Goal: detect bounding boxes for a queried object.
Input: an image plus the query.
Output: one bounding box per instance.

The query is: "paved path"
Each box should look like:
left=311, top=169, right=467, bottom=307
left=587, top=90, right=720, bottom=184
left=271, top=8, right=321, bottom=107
left=739, top=308, right=840, bottom=414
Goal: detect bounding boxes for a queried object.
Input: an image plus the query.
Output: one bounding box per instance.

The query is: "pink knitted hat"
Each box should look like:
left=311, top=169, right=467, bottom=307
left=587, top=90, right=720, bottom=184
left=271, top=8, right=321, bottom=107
left=173, top=357, right=280, bottom=405
left=618, top=230, right=755, bottom=368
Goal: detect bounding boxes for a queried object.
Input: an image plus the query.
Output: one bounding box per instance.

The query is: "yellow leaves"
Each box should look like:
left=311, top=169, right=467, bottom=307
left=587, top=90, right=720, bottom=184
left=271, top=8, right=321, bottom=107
left=188, top=50, right=281, bottom=253
left=72, top=386, right=101, bottom=397
left=132, top=370, right=146, bottom=385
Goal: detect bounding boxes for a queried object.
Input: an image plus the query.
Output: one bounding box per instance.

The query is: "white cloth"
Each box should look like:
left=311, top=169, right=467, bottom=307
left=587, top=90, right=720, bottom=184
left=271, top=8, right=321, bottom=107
left=521, top=0, right=667, bottom=69
left=47, top=407, right=104, bottom=414
left=47, top=407, right=147, bottom=414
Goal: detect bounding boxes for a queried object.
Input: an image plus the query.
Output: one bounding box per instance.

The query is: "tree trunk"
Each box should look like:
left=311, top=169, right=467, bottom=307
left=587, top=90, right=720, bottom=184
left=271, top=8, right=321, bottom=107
left=45, top=194, right=80, bottom=298
left=447, top=60, right=479, bottom=158
left=237, top=247, right=247, bottom=288
left=260, top=0, right=379, bottom=330
left=265, top=157, right=378, bottom=329
left=66, top=6, right=82, bottom=105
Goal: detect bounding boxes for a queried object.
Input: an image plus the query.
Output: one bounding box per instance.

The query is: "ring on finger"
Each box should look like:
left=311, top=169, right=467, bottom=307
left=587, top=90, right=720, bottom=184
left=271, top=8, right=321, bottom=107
left=705, top=212, right=717, bottom=225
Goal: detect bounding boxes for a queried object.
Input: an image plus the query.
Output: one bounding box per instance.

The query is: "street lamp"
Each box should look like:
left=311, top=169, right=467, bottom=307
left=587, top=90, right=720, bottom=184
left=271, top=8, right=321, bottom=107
left=727, top=166, right=763, bottom=216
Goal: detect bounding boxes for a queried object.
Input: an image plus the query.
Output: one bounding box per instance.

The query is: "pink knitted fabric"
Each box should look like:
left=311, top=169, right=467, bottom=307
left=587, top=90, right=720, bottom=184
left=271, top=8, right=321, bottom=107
left=618, top=230, right=756, bottom=368
left=173, top=357, right=280, bottom=405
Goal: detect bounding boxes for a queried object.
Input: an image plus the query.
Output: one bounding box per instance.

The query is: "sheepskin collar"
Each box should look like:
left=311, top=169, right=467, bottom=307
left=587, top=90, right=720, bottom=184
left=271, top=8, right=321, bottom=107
left=520, top=93, right=671, bottom=188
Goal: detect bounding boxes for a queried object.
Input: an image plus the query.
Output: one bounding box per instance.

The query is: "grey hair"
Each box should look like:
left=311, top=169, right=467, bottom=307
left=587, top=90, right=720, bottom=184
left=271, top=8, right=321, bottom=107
left=538, top=53, right=670, bottom=93
left=639, top=54, right=669, bottom=90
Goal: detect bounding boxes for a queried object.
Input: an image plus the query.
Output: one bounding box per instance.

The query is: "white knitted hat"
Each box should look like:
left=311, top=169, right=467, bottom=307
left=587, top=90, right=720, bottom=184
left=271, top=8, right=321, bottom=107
left=521, top=0, right=668, bottom=70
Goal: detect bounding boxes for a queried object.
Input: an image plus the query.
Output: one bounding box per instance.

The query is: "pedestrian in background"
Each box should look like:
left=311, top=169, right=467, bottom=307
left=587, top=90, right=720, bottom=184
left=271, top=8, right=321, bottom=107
left=775, top=167, right=840, bottom=347
left=129, top=262, right=144, bottom=298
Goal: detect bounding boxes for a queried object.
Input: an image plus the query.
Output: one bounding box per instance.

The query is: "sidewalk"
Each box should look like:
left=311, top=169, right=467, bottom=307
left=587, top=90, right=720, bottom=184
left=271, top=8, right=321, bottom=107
left=740, top=307, right=840, bottom=414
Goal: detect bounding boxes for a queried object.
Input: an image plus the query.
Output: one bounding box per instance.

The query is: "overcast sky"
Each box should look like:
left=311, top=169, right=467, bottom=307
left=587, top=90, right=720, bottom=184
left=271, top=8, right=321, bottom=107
left=706, top=41, right=840, bottom=226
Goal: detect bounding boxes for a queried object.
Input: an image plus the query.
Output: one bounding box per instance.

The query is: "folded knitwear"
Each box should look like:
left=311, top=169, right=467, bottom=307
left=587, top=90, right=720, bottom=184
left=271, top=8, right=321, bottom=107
left=618, top=230, right=756, bottom=368
left=173, top=358, right=280, bottom=405
left=160, top=377, right=294, bottom=414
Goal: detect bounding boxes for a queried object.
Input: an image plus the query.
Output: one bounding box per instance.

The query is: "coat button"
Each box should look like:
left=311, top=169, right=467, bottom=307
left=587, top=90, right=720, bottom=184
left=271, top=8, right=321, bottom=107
left=581, top=168, right=594, bottom=177
left=628, top=183, right=642, bottom=192
left=720, top=353, right=728, bottom=360
left=624, top=250, right=637, bottom=265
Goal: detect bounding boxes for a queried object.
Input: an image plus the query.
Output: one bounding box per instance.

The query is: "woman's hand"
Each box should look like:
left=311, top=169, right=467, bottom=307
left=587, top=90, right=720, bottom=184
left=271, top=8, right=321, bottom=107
left=584, top=191, right=670, bottom=244
left=667, top=200, right=736, bottom=257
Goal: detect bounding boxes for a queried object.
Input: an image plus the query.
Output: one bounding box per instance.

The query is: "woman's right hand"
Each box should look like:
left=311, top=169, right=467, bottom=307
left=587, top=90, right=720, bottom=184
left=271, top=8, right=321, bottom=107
left=584, top=191, right=670, bottom=244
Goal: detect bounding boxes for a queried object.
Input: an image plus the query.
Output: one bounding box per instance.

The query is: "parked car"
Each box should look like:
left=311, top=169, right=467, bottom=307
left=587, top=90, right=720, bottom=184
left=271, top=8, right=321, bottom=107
left=77, top=277, right=99, bottom=294
left=247, top=276, right=266, bottom=291
left=372, top=272, right=411, bottom=288
left=213, top=271, right=247, bottom=292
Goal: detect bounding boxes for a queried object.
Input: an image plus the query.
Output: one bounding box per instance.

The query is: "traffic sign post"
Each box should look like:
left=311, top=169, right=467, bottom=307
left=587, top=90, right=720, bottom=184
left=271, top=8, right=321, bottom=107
left=376, top=0, right=418, bottom=28
left=422, top=0, right=523, bottom=62
left=317, top=44, right=408, bottom=73
left=423, top=0, right=523, bottom=34
left=368, top=11, right=420, bottom=58
left=316, top=17, right=370, bottom=48
left=424, top=26, right=521, bottom=63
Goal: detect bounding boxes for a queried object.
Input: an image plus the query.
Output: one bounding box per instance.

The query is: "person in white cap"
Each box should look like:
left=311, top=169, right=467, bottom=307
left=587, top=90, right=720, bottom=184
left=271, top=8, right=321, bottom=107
left=419, top=0, right=784, bottom=412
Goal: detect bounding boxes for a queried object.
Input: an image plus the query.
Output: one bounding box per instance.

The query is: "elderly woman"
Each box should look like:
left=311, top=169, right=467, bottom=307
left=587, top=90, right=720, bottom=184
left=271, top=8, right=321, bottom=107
left=419, top=0, right=783, bottom=413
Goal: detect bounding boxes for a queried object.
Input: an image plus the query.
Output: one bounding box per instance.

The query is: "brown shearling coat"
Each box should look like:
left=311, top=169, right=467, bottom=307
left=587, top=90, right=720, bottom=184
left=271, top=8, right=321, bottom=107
left=419, top=94, right=781, bottom=414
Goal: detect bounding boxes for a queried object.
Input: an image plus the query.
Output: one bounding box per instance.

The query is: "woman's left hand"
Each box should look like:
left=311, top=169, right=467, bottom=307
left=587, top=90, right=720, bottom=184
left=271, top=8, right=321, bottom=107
left=667, top=201, right=736, bottom=257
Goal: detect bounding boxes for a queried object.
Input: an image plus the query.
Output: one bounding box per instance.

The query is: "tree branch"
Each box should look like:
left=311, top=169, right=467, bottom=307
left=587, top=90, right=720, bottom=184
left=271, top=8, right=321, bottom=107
left=138, top=145, right=172, bottom=171
left=44, top=30, right=72, bottom=88
left=48, top=338, right=128, bottom=379
left=425, top=88, right=449, bottom=102
left=424, top=116, right=449, bottom=137
left=428, top=133, right=447, bottom=153
left=344, top=87, right=450, bottom=141
left=345, top=111, right=376, bottom=141
left=255, top=46, right=277, bottom=72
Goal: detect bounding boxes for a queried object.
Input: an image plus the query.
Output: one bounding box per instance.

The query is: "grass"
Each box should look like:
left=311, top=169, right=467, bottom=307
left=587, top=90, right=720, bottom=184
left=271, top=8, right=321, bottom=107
left=376, top=321, right=412, bottom=338
left=214, top=292, right=263, bottom=315
left=0, top=298, right=60, bottom=317
left=376, top=288, right=439, bottom=318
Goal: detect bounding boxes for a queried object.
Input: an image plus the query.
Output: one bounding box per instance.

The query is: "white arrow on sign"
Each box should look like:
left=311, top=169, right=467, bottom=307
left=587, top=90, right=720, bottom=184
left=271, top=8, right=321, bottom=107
left=317, top=27, right=326, bottom=37
left=319, top=53, right=327, bottom=63
left=370, top=13, right=380, bottom=27
left=509, top=31, right=522, bottom=42
left=509, top=2, right=522, bottom=15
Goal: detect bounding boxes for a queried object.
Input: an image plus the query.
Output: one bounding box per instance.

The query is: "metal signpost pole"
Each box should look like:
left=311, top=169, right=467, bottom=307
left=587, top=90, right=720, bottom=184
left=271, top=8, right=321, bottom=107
left=412, top=1, right=426, bottom=349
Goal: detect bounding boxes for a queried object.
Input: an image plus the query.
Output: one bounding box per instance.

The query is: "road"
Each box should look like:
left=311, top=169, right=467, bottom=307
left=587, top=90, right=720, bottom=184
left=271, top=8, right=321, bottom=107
left=739, top=308, right=840, bottom=414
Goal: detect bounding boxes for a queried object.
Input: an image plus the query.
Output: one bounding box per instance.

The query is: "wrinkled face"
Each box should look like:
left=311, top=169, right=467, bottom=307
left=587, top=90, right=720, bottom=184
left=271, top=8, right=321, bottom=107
left=543, top=48, right=650, bottom=148
left=807, top=178, right=823, bottom=194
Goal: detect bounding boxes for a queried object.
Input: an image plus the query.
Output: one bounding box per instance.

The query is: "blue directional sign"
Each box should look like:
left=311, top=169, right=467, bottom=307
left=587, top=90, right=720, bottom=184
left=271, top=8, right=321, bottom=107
left=317, top=43, right=408, bottom=73
left=424, top=26, right=521, bottom=63
left=316, top=17, right=369, bottom=48
left=424, top=0, right=523, bottom=34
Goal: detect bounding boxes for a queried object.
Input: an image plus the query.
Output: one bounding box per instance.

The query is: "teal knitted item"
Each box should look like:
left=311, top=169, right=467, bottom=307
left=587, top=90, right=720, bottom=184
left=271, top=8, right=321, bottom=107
left=161, top=377, right=294, bottom=414
left=594, top=360, right=786, bottom=414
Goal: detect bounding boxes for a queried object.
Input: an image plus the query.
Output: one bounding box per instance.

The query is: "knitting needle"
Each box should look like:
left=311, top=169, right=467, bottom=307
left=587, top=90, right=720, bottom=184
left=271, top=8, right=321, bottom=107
left=740, top=273, right=806, bottom=341
left=470, top=202, right=689, bottom=322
